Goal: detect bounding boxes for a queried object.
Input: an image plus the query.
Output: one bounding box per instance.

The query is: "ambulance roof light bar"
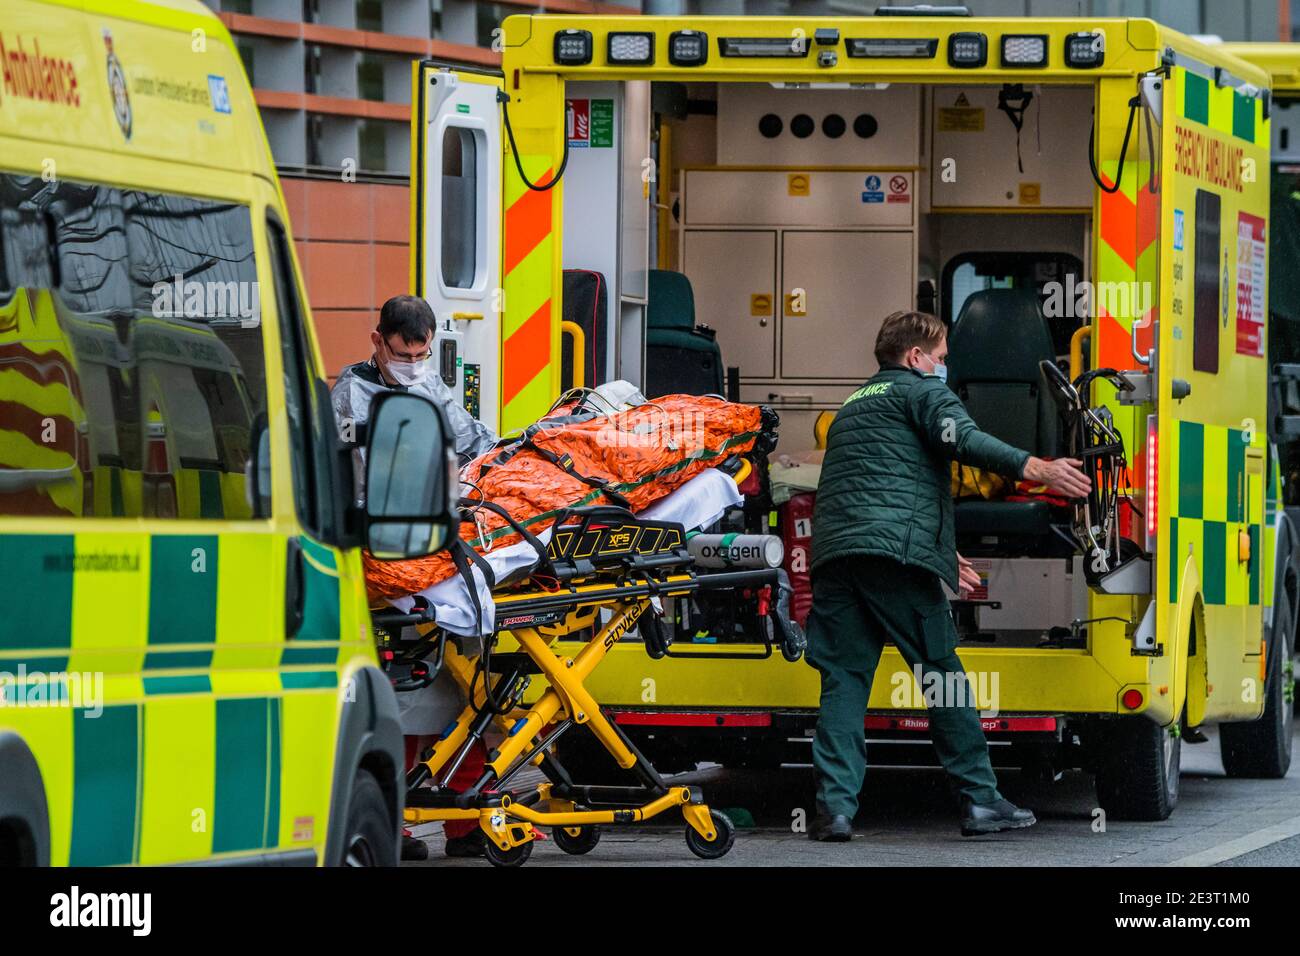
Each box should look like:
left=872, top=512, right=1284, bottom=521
left=874, top=4, right=971, bottom=14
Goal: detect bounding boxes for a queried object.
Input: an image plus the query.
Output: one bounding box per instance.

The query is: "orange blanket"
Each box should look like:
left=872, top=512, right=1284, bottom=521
left=363, top=395, right=765, bottom=601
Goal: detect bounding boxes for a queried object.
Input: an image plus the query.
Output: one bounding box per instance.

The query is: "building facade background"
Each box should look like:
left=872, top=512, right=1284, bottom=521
left=203, top=0, right=1290, bottom=378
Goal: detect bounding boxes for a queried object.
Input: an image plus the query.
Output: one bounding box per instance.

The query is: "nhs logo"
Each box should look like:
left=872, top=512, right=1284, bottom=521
left=208, top=75, right=231, bottom=114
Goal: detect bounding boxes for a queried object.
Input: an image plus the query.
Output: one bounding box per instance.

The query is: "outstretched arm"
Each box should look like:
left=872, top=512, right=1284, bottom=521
left=911, top=379, right=1090, bottom=499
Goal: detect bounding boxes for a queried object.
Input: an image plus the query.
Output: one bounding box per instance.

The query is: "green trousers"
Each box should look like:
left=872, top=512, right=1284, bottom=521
left=806, top=554, right=1002, bottom=818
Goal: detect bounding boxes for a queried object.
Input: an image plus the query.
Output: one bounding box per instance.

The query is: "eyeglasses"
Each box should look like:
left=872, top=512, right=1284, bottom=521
left=384, top=339, right=433, bottom=362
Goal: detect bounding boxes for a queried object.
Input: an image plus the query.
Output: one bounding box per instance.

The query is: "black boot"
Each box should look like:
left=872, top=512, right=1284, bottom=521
left=809, top=813, right=853, bottom=842
left=960, top=798, right=1036, bottom=836
left=401, top=834, right=430, bottom=861
left=444, top=830, right=486, bottom=858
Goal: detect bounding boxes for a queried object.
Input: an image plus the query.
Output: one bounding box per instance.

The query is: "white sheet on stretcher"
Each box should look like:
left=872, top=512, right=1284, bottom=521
left=389, top=466, right=743, bottom=637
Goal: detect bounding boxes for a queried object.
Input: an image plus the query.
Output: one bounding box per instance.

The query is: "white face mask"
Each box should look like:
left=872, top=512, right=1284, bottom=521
left=385, top=357, right=429, bottom=387
left=912, top=349, right=947, bottom=383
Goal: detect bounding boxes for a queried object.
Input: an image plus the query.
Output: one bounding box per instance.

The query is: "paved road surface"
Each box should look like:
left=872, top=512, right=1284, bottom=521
left=403, top=726, right=1300, bottom=867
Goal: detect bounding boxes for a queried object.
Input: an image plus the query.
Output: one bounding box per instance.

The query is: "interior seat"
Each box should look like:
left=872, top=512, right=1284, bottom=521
left=946, top=288, right=1066, bottom=548
left=644, top=270, right=725, bottom=397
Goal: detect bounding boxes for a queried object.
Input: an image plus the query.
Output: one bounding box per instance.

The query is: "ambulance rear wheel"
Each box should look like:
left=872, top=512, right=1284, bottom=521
left=484, top=838, right=534, bottom=868
left=1093, top=714, right=1181, bottom=821
left=340, top=768, right=397, bottom=867
left=685, top=810, right=735, bottom=860
left=1221, top=604, right=1294, bottom=779
left=553, top=825, right=601, bottom=855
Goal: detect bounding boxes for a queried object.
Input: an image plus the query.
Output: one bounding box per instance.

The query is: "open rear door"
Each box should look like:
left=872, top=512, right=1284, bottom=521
left=1154, top=57, right=1271, bottom=722
left=413, top=63, right=504, bottom=433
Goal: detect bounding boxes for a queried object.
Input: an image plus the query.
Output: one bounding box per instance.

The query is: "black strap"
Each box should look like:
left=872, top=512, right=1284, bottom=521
left=448, top=539, right=490, bottom=638
left=528, top=445, right=633, bottom=509
left=462, top=497, right=555, bottom=577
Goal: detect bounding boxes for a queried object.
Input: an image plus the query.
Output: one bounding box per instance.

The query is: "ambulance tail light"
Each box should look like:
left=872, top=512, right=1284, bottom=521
left=999, top=34, right=1047, bottom=68
left=1145, top=414, right=1158, bottom=550
left=946, top=32, right=987, bottom=68
left=846, top=37, right=938, bottom=59
left=1064, top=30, right=1105, bottom=68
left=554, top=29, right=593, bottom=65
left=719, top=36, right=811, bottom=58
left=668, top=30, right=708, bottom=66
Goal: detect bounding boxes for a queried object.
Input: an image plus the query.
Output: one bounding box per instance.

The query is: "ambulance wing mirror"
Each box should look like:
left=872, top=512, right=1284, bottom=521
left=365, top=392, right=457, bottom=560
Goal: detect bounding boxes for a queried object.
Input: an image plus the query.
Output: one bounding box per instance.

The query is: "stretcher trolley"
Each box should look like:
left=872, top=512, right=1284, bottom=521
left=372, top=501, right=804, bottom=867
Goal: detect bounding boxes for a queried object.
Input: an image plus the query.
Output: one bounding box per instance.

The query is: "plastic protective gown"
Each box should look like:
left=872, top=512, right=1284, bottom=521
left=363, top=394, right=769, bottom=602
left=331, top=358, right=497, bottom=461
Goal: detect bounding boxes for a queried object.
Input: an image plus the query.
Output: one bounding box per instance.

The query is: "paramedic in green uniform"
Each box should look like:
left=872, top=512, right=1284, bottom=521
left=806, top=310, right=1091, bottom=841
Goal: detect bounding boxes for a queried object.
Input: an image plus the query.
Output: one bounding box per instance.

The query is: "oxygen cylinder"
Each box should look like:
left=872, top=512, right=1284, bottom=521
left=687, top=533, right=784, bottom=569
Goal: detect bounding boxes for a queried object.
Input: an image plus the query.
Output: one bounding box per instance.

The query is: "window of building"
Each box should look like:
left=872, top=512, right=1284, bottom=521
left=476, top=2, right=507, bottom=49
left=359, top=120, right=388, bottom=173
left=356, top=0, right=384, bottom=32
left=357, top=55, right=385, bottom=102
left=236, top=40, right=255, bottom=87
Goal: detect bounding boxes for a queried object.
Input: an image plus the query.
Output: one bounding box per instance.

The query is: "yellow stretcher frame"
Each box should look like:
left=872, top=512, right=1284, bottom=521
left=389, top=572, right=761, bottom=866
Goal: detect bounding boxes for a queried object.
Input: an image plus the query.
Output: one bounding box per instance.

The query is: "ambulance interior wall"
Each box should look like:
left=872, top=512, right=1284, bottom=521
left=561, top=80, right=652, bottom=389
left=658, top=81, right=1095, bottom=451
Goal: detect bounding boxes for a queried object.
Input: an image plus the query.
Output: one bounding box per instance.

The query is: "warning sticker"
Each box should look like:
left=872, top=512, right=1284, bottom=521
left=1236, top=211, right=1266, bottom=357
left=861, top=173, right=884, bottom=203
left=566, top=98, right=613, bottom=148
left=886, top=173, right=910, bottom=204
left=938, top=107, right=984, bottom=132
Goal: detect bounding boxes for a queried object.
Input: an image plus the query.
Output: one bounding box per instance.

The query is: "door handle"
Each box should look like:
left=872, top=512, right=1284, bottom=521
left=285, top=538, right=305, bottom=639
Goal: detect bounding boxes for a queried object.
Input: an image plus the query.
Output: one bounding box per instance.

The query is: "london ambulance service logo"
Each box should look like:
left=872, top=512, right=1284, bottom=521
left=103, top=29, right=131, bottom=139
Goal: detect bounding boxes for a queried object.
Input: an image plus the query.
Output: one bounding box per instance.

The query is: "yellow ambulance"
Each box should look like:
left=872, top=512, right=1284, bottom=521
left=412, top=10, right=1295, bottom=820
left=0, top=0, right=454, bottom=865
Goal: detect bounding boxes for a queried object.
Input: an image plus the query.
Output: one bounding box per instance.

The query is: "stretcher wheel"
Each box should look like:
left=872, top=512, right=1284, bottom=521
left=685, top=810, right=735, bottom=860
left=484, top=838, right=534, bottom=868
left=553, top=825, right=601, bottom=855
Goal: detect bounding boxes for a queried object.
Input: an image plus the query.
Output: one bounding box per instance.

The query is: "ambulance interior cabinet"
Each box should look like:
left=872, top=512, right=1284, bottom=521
left=680, top=230, right=777, bottom=380
left=678, top=169, right=915, bottom=450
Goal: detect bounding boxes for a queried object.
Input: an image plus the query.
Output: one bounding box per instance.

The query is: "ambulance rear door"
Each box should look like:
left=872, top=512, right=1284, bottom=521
left=1153, top=54, right=1272, bottom=718
left=413, top=63, right=505, bottom=433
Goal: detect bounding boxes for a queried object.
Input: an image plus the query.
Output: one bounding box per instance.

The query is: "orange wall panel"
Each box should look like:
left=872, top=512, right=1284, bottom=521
left=284, top=177, right=413, bottom=378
